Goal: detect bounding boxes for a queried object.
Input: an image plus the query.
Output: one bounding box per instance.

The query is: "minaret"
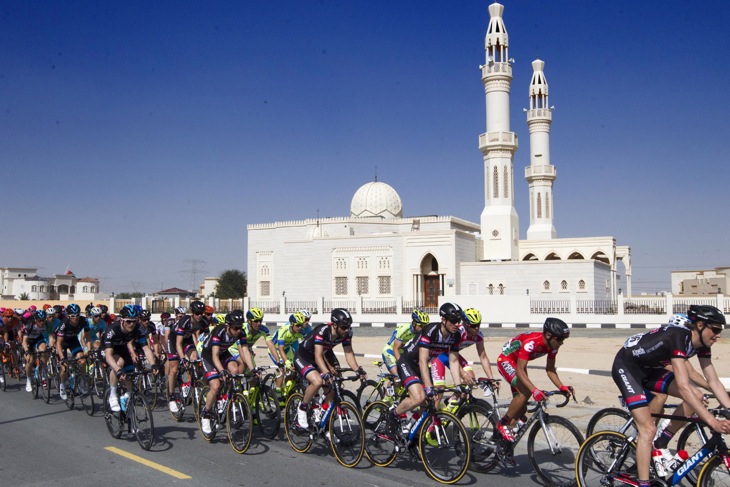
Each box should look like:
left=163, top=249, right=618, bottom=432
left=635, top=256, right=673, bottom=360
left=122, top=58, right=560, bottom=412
left=479, top=2, right=519, bottom=261
left=525, top=59, right=557, bottom=240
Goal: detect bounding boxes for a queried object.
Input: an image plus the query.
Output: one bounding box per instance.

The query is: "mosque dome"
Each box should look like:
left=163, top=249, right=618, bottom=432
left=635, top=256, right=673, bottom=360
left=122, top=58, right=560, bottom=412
left=306, top=224, right=329, bottom=239
left=350, top=181, right=403, bottom=218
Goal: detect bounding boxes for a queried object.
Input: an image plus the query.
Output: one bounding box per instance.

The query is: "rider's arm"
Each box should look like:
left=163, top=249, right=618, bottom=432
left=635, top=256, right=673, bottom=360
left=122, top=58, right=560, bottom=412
left=22, top=334, right=29, bottom=354
left=545, top=356, right=564, bottom=389
left=176, top=333, right=185, bottom=359
left=475, top=341, right=495, bottom=380
left=672, top=356, right=728, bottom=432
left=211, top=344, right=224, bottom=373
left=237, top=344, right=255, bottom=372
left=447, top=350, right=463, bottom=386
left=515, top=357, right=538, bottom=392
left=392, top=338, right=404, bottom=361
left=314, top=343, right=331, bottom=375
left=682, top=360, right=711, bottom=390
left=141, top=341, right=156, bottom=367
left=342, top=344, right=360, bottom=374
left=698, top=356, right=730, bottom=409
left=264, top=335, right=278, bottom=361
left=105, top=346, right=120, bottom=373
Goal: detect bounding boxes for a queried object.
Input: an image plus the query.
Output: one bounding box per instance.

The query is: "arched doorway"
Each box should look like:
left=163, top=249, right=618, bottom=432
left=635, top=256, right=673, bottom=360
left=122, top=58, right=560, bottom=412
left=420, top=254, right=440, bottom=309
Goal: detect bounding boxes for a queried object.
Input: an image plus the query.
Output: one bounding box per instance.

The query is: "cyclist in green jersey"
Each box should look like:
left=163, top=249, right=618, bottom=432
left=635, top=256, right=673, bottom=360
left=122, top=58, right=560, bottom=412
left=237, top=308, right=278, bottom=371
left=382, top=309, right=430, bottom=375
left=268, top=312, right=308, bottom=394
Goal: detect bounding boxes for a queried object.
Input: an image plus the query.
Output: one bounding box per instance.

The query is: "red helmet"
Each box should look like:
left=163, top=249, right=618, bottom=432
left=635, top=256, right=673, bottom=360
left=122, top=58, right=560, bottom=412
left=2, top=309, right=13, bottom=318
left=204, top=305, right=215, bottom=314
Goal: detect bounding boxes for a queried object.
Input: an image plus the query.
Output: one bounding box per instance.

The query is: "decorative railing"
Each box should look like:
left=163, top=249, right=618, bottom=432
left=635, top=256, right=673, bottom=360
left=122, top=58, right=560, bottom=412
left=624, top=298, right=666, bottom=315
left=576, top=300, right=618, bottom=314
left=530, top=299, right=570, bottom=314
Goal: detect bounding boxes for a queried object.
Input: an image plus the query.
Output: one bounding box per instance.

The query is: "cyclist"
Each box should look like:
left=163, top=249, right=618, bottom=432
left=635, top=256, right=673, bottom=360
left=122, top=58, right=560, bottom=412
left=269, top=312, right=308, bottom=401
left=199, top=310, right=256, bottom=435
left=166, top=301, right=209, bottom=413
left=433, top=307, right=499, bottom=395
left=381, top=309, right=430, bottom=375
left=22, top=309, right=50, bottom=392
left=239, top=308, right=278, bottom=371
left=385, top=302, right=466, bottom=435
left=55, top=303, right=91, bottom=400
left=293, top=308, right=367, bottom=428
left=87, top=307, right=107, bottom=351
left=495, top=317, right=573, bottom=443
left=611, top=304, right=730, bottom=487
left=103, top=305, right=157, bottom=412
left=1, top=307, right=19, bottom=344
left=44, top=307, right=61, bottom=348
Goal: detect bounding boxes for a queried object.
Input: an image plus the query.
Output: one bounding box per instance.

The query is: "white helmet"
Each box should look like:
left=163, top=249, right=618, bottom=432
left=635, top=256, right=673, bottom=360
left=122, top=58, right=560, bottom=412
left=668, top=313, right=690, bottom=328
left=299, top=309, right=312, bottom=320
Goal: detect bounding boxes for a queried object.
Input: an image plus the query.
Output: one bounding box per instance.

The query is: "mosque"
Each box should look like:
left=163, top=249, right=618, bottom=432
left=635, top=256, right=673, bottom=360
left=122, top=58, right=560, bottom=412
left=246, top=3, right=632, bottom=308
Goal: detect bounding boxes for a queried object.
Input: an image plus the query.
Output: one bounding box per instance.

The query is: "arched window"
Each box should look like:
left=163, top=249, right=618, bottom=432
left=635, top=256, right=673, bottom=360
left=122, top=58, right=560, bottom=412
left=578, top=280, right=586, bottom=290
left=561, top=280, right=568, bottom=291
left=543, top=280, right=550, bottom=291
left=537, top=193, right=542, bottom=218
left=83, top=286, right=88, bottom=292
left=493, top=166, right=499, bottom=198
left=32, top=285, right=37, bottom=292
left=488, top=284, right=494, bottom=295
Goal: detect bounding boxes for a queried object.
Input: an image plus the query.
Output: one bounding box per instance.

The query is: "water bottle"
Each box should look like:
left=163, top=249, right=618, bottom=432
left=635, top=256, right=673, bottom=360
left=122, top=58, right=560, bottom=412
left=402, top=413, right=416, bottom=434
left=665, top=450, right=689, bottom=476
left=69, top=374, right=75, bottom=390
left=513, top=419, right=525, bottom=434
left=120, top=392, right=130, bottom=412
left=182, top=380, right=191, bottom=398
left=652, top=449, right=670, bottom=478
left=217, top=394, right=227, bottom=414
left=311, top=403, right=322, bottom=424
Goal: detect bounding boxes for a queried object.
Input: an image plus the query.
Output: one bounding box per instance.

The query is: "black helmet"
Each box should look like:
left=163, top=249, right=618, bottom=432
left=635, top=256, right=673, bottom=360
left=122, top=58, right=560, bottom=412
left=543, top=317, right=570, bottom=338
left=439, top=302, right=463, bottom=323
left=687, top=305, right=726, bottom=326
left=99, top=304, right=109, bottom=314
left=85, top=303, right=94, bottom=313
left=139, top=309, right=151, bottom=320
left=53, top=305, right=63, bottom=314
left=226, top=309, right=246, bottom=327
left=119, top=304, right=138, bottom=319
left=331, top=308, right=353, bottom=328
left=189, top=301, right=206, bottom=315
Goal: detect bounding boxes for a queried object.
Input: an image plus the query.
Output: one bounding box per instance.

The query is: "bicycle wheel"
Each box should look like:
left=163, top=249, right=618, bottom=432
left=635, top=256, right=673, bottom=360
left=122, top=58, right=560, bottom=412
left=575, top=431, right=636, bottom=487
left=93, top=364, right=106, bottom=398
left=586, top=407, right=634, bottom=437
left=40, top=364, right=51, bottom=403
left=356, top=379, right=383, bottom=412
left=457, top=402, right=500, bottom=473
left=103, top=388, right=124, bottom=439
left=227, top=393, right=253, bottom=454
left=253, top=385, right=281, bottom=439
left=131, top=394, right=155, bottom=451
left=192, top=381, right=205, bottom=422
left=697, top=454, right=730, bottom=486
left=167, top=377, right=185, bottom=422
left=195, top=386, right=220, bottom=442
left=64, top=380, right=76, bottom=410
left=329, top=401, right=365, bottom=467
left=284, top=392, right=313, bottom=453
left=0, top=361, right=6, bottom=391
left=261, top=372, right=277, bottom=391
left=32, top=369, right=40, bottom=399
left=362, top=401, right=397, bottom=467
left=137, top=373, right=157, bottom=412
left=419, top=410, right=471, bottom=484
left=78, top=374, right=95, bottom=416
left=528, top=415, right=583, bottom=487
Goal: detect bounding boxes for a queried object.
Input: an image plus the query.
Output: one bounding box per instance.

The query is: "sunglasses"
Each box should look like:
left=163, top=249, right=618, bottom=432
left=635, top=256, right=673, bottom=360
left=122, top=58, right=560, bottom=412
left=205, top=313, right=213, bottom=317
left=68, top=314, right=79, bottom=318
left=141, top=318, right=150, bottom=321
left=707, top=326, right=723, bottom=335
left=553, top=336, right=566, bottom=343
left=193, top=312, right=203, bottom=316
left=337, top=324, right=351, bottom=330
left=122, top=319, right=137, bottom=324
left=230, top=325, right=243, bottom=331
left=468, top=324, right=481, bottom=330
left=447, top=317, right=461, bottom=324
left=292, top=323, right=302, bottom=328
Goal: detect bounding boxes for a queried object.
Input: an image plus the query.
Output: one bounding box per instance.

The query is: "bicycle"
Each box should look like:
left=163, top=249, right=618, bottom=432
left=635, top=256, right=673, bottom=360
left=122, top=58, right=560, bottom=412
left=262, top=363, right=303, bottom=409
left=103, top=369, right=156, bottom=451
left=243, top=366, right=281, bottom=439
left=28, top=350, right=51, bottom=400
left=461, top=388, right=582, bottom=486
left=575, top=407, right=730, bottom=486
left=197, top=373, right=254, bottom=454
left=87, top=348, right=109, bottom=398
left=43, top=347, right=60, bottom=403
left=284, top=373, right=365, bottom=468
left=0, top=352, right=5, bottom=391
left=2, top=341, right=24, bottom=380
left=61, top=356, right=95, bottom=416
left=362, top=387, right=471, bottom=484
left=168, top=358, right=205, bottom=422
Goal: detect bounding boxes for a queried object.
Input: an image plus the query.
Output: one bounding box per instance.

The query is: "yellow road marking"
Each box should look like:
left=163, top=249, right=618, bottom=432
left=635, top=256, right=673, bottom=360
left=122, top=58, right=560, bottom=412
left=105, top=446, right=191, bottom=479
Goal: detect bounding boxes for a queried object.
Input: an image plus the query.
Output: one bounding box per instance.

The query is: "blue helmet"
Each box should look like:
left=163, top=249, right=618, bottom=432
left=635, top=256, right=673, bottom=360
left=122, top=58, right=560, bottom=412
left=120, top=304, right=139, bottom=319
left=66, top=303, right=81, bottom=315
left=34, top=309, right=46, bottom=320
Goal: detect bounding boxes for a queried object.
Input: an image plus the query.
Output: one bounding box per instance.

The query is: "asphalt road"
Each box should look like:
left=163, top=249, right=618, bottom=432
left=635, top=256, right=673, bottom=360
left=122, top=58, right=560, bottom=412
left=0, top=373, right=580, bottom=487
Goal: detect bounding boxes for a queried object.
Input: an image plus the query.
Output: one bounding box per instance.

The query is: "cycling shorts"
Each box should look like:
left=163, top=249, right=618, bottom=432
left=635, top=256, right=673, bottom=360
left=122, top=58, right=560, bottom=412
left=431, top=353, right=472, bottom=387
left=167, top=336, right=197, bottom=362
left=395, top=356, right=422, bottom=389
left=382, top=349, right=398, bottom=371
left=202, top=350, right=236, bottom=381
left=104, top=346, right=136, bottom=373
left=612, top=347, right=674, bottom=410
left=61, top=336, right=84, bottom=357
left=496, top=354, right=521, bottom=395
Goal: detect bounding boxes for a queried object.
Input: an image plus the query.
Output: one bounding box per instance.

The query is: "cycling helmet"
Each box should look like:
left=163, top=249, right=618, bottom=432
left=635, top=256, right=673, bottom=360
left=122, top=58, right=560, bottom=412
left=668, top=313, right=690, bottom=328
left=42, top=303, right=52, bottom=310
left=66, top=303, right=81, bottom=315
left=687, top=305, right=726, bottom=326
left=331, top=308, right=353, bottom=328
left=160, top=312, right=171, bottom=320
left=439, top=302, right=463, bottom=323
left=204, top=305, right=215, bottom=314
left=411, top=309, right=430, bottom=326
left=2, top=308, right=12, bottom=318
left=34, top=309, right=46, bottom=320
left=99, top=304, right=109, bottom=314
left=543, top=317, right=570, bottom=338
left=463, top=308, right=482, bottom=326
left=299, top=309, right=312, bottom=320
left=214, top=313, right=226, bottom=325
left=85, top=304, right=94, bottom=314
left=13, top=307, right=24, bottom=315
left=189, top=300, right=206, bottom=315
left=29, top=305, right=37, bottom=311
left=119, top=304, right=139, bottom=319
left=89, top=307, right=103, bottom=318
left=140, top=309, right=152, bottom=320
left=289, top=312, right=306, bottom=326
left=53, top=305, right=63, bottom=314
left=174, top=306, right=187, bottom=315
left=226, top=310, right=246, bottom=327
left=246, top=308, right=264, bottom=322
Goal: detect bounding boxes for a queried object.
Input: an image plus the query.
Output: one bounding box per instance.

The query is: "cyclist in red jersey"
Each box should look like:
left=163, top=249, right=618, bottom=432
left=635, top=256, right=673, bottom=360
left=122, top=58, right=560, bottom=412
left=495, top=317, right=573, bottom=442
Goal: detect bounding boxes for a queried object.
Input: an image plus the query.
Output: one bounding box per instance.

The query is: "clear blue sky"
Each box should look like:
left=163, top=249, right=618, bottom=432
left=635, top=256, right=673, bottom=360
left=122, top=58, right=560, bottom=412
left=2, top=1, right=728, bottom=295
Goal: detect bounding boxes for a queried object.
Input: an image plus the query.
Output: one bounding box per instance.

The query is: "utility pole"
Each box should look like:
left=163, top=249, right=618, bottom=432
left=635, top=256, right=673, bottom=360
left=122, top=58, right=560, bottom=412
left=182, top=259, right=207, bottom=292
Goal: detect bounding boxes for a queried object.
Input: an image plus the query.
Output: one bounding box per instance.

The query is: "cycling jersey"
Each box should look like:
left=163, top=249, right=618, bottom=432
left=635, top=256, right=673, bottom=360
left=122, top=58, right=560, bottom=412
left=382, top=323, right=419, bottom=369
left=88, top=318, right=107, bottom=343
left=244, top=323, right=270, bottom=347
left=22, top=322, right=47, bottom=350
left=202, top=324, right=247, bottom=353
left=297, top=323, right=352, bottom=361
left=271, top=323, right=304, bottom=361
left=499, top=331, right=557, bottom=363
left=102, top=321, right=149, bottom=350
left=621, top=325, right=710, bottom=368
left=55, top=315, right=90, bottom=339
left=400, top=322, right=461, bottom=362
